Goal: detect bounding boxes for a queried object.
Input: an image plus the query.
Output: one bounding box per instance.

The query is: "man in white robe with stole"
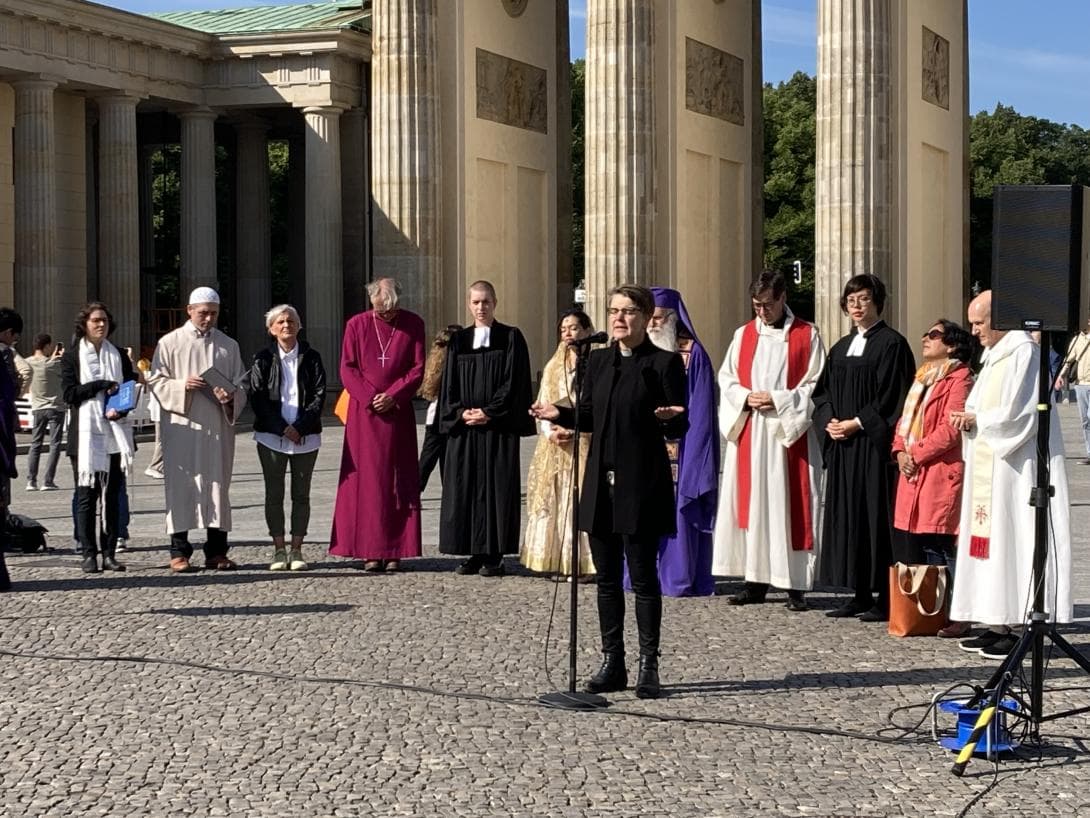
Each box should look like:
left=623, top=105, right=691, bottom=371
left=148, top=287, right=247, bottom=573
left=951, top=290, right=1072, bottom=660
left=712, top=271, right=826, bottom=610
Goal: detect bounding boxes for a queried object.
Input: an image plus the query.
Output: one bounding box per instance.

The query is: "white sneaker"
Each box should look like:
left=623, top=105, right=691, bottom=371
left=144, top=467, right=164, bottom=480
left=25, top=481, right=37, bottom=491
left=116, top=538, right=127, bottom=552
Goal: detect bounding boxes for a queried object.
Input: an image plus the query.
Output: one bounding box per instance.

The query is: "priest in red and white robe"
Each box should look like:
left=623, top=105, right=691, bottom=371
left=712, top=271, right=826, bottom=610
left=950, top=291, right=1071, bottom=657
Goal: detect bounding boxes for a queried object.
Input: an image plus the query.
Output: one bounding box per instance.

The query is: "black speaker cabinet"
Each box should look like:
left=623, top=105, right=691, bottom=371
left=991, top=184, right=1089, bottom=332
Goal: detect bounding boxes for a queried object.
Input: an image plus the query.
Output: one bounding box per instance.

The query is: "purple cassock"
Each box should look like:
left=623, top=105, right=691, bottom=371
left=628, top=288, right=720, bottom=597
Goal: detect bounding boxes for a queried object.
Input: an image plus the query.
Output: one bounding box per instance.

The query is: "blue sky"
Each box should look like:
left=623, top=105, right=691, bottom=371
left=110, top=0, right=1089, bottom=128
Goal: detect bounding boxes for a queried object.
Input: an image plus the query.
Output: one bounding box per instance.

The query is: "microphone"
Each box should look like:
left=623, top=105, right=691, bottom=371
left=568, top=331, right=609, bottom=348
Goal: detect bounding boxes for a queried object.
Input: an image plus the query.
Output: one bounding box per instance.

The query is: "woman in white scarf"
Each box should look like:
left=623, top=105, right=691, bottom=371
left=60, top=303, right=136, bottom=574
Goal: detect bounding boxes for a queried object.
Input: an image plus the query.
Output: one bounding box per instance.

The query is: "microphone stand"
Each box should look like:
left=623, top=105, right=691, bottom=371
left=539, top=339, right=608, bottom=710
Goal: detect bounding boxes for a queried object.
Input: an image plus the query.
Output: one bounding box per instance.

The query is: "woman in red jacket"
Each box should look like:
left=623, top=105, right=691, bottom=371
left=891, top=319, right=974, bottom=637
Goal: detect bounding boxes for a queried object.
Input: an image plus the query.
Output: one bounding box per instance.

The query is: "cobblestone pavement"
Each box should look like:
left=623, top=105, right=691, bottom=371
left=2, top=405, right=1089, bottom=817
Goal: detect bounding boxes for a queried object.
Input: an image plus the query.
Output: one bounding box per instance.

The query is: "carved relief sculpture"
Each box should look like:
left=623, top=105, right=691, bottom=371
left=476, top=48, right=548, bottom=134
left=685, top=37, right=744, bottom=126
left=921, top=26, right=950, bottom=110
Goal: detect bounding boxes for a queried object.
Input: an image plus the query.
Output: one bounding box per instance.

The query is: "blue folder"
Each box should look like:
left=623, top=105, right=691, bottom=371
left=105, top=380, right=137, bottom=415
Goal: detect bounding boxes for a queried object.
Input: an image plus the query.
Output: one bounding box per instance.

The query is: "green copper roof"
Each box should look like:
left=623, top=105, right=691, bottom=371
left=150, top=1, right=370, bottom=35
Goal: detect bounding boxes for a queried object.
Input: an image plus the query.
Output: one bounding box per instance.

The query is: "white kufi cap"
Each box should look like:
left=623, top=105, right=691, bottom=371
left=188, top=286, right=220, bottom=306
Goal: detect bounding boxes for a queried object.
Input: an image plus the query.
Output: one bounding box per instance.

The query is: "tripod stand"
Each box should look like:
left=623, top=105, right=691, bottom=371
left=539, top=338, right=608, bottom=711
left=952, top=328, right=1090, bottom=775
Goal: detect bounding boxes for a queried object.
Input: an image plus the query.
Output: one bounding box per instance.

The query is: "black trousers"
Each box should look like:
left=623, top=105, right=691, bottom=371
left=71, top=454, right=122, bottom=558
left=418, top=424, right=446, bottom=491
left=169, top=528, right=229, bottom=560
left=589, top=530, right=662, bottom=658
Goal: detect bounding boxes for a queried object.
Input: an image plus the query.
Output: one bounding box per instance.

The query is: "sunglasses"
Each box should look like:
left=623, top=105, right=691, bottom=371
left=922, top=329, right=945, bottom=341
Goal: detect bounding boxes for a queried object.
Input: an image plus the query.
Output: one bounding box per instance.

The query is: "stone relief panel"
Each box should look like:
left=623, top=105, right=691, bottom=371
left=475, top=48, right=548, bottom=134
left=685, top=37, right=744, bottom=126
left=501, top=0, right=529, bottom=18
left=921, top=26, right=950, bottom=110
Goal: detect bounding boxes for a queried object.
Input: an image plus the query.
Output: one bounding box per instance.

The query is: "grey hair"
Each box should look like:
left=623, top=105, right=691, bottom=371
left=367, top=278, right=401, bottom=310
left=264, top=304, right=302, bottom=329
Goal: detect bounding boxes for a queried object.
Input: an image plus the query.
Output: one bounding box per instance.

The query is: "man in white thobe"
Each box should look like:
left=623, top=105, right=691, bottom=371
left=147, top=287, right=247, bottom=573
left=950, top=290, right=1072, bottom=659
left=712, top=271, right=826, bottom=610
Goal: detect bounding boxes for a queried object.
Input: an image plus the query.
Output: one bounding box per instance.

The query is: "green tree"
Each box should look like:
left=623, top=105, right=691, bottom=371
left=762, top=71, right=816, bottom=318
left=571, top=58, right=584, bottom=285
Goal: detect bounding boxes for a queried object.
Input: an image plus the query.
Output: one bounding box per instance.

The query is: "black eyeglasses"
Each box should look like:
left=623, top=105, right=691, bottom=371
left=922, top=329, right=944, bottom=341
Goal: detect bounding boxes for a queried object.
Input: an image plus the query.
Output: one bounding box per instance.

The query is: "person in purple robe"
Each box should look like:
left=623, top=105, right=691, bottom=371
left=329, top=278, right=426, bottom=572
left=643, top=287, right=720, bottom=596
left=0, top=308, right=22, bottom=592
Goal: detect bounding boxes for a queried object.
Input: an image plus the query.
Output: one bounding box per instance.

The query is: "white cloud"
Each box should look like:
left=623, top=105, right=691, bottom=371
left=971, top=39, right=1090, bottom=74
left=763, top=3, right=815, bottom=47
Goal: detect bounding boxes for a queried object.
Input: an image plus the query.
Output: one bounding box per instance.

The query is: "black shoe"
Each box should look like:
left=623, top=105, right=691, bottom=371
left=727, top=588, right=767, bottom=606
left=101, top=556, right=126, bottom=572
left=635, top=654, right=661, bottom=699
left=959, top=630, right=1006, bottom=654
left=785, top=591, right=809, bottom=612
left=858, top=605, right=888, bottom=623
left=585, top=653, right=627, bottom=694
left=455, top=556, right=483, bottom=575
left=80, top=555, right=100, bottom=574
left=478, top=561, right=506, bottom=577
left=979, top=634, right=1021, bottom=660
left=825, top=599, right=869, bottom=618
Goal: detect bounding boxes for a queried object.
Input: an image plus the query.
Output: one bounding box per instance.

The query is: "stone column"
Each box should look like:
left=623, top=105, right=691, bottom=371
left=235, top=121, right=271, bottom=361
left=179, top=108, right=218, bottom=296
left=13, top=78, right=59, bottom=341
left=584, top=0, right=655, bottom=327
left=341, top=106, right=367, bottom=318
left=97, top=93, right=141, bottom=348
left=371, top=0, right=441, bottom=333
left=304, top=106, right=344, bottom=386
left=286, top=134, right=307, bottom=316
left=815, top=0, right=892, bottom=340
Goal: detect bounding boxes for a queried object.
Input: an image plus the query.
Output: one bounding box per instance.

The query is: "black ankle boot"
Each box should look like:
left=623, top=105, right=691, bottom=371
left=635, top=654, right=660, bottom=699
left=101, top=549, right=126, bottom=572
left=81, top=554, right=100, bottom=574
left=585, top=653, right=627, bottom=694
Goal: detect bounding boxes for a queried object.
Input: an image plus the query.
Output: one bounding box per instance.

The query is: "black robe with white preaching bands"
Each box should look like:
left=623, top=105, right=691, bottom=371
left=812, top=320, right=915, bottom=591
left=438, top=322, right=535, bottom=556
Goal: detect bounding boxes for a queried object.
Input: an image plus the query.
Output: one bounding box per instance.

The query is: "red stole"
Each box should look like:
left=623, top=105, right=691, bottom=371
left=737, top=318, right=815, bottom=551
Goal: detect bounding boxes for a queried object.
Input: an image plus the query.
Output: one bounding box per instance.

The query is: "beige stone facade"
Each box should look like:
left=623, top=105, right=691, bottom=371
left=815, top=0, right=968, bottom=344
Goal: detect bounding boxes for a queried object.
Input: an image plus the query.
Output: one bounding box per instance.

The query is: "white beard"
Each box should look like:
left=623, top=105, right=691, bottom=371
left=648, top=318, right=679, bottom=352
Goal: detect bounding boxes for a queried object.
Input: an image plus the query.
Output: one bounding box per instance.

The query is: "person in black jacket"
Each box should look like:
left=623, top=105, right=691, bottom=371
left=246, top=304, right=326, bottom=571
left=531, top=284, right=688, bottom=699
left=61, top=303, right=137, bottom=574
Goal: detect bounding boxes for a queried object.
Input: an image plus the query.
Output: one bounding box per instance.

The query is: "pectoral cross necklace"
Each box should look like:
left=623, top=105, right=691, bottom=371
left=374, top=314, right=398, bottom=367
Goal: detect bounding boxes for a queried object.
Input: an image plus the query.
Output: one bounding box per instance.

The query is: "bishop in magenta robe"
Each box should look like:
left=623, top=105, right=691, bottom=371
left=329, top=279, right=426, bottom=566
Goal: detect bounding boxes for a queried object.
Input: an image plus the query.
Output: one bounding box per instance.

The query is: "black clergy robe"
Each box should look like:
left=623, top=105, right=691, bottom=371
left=438, top=322, right=535, bottom=556
left=812, top=320, right=915, bottom=592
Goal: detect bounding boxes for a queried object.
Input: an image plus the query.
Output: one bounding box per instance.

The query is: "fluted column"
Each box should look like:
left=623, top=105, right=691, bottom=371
left=341, top=106, right=368, bottom=318
left=235, top=122, right=271, bottom=361
left=304, top=106, right=344, bottom=387
left=97, top=93, right=141, bottom=347
left=13, top=78, right=59, bottom=341
left=179, top=108, right=218, bottom=295
left=815, top=0, right=892, bottom=341
left=585, top=0, right=655, bottom=328
left=371, top=0, right=441, bottom=333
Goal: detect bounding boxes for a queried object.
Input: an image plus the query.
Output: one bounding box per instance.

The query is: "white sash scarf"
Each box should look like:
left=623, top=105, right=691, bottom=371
left=968, top=349, right=1012, bottom=559
left=77, top=338, right=134, bottom=487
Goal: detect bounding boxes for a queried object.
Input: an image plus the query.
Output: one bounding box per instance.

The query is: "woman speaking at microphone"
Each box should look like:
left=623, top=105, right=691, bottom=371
left=531, top=284, right=687, bottom=699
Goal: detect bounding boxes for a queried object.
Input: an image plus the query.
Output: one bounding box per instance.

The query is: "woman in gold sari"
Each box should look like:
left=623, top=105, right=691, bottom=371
left=520, top=309, right=596, bottom=576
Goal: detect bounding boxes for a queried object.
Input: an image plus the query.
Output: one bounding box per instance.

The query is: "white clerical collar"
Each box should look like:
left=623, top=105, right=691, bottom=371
left=619, top=344, right=635, bottom=357
left=473, top=325, right=491, bottom=349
